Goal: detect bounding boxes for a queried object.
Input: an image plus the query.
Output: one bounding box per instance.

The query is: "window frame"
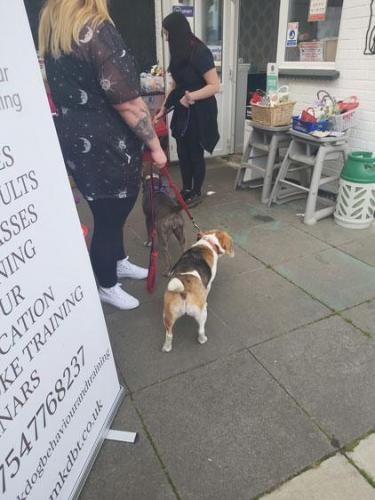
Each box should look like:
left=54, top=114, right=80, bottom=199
left=276, top=0, right=342, bottom=71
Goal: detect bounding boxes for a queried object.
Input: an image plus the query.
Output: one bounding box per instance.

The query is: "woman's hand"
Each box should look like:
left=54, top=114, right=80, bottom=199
left=153, top=107, right=166, bottom=123
left=180, top=91, right=195, bottom=108
left=150, top=147, right=167, bottom=169
left=183, top=69, right=220, bottom=102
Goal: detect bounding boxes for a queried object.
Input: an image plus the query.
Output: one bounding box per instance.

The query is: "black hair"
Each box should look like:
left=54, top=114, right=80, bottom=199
left=162, top=11, right=203, bottom=67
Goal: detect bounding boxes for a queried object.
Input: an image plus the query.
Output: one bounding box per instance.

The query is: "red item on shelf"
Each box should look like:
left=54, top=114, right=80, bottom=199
left=337, top=96, right=359, bottom=113
left=301, top=107, right=317, bottom=123
left=250, top=91, right=262, bottom=105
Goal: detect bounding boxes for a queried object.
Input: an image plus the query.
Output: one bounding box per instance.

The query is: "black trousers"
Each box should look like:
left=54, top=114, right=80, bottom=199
left=175, top=117, right=206, bottom=195
left=88, top=196, right=137, bottom=288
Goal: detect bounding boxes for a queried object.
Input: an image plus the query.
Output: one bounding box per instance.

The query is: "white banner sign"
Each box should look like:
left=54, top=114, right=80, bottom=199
left=0, top=1, right=123, bottom=498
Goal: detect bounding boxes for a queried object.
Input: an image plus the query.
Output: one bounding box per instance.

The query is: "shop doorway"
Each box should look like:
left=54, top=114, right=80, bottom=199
left=160, top=0, right=239, bottom=160
left=234, top=0, right=281, bottom=153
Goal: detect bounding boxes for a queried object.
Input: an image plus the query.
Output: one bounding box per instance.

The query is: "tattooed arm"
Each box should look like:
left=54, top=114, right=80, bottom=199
left=114, top=97, right=167, bottom=168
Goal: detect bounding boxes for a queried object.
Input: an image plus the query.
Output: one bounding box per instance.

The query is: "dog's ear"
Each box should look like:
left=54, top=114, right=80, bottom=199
left=215, top=231, right=234, bottom=257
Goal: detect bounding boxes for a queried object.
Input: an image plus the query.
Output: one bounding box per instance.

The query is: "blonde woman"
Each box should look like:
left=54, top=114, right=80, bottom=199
left=39, top=0, right=166, bottom=310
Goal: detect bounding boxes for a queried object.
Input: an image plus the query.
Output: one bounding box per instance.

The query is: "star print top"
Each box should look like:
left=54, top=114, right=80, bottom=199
left=45, top=21, right=143, bottom=200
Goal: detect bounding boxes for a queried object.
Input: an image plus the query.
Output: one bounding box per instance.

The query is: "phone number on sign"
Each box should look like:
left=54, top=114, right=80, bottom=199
left=0, top=345, right=85, bottom=495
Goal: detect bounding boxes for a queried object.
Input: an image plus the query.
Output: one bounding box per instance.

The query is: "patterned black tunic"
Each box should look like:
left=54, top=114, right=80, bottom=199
left=45, top=22, right=142, bottom=200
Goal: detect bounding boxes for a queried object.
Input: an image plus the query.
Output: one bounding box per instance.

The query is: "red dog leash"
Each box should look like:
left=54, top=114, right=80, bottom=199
left=146, top=166, right=158, bottom=292
left=159, top=165, right=202, bottom=235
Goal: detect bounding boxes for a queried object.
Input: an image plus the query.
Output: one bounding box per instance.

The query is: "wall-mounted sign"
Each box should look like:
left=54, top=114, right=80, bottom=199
left=172, top=5, right=194, bottom=17
left=308, top=0, right=328, bottom=22
left=266, top=63, right=279, bottom=94
left=286, top=22, right=299, bottom=47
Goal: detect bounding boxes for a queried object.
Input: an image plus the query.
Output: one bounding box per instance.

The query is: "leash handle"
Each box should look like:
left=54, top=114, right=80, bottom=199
left=155, top=106, right=175, bottom=122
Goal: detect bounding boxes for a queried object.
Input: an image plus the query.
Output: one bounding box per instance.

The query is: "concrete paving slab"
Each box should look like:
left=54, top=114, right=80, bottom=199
left=198, top=164, right=263, bottom=208
left=348, top=433, right=375, bottom=482
left=204, top=162, right=237, bottom=192
left=215, top=244, right=264, bottom=282
left=106, top=300, right=243, bottom=392
left=297, top=217, right=375, bottom=246
left=233, top=221, right=330, bottom=266
left=80, top=399, right=177, bottom=500
left=192, top=199, right=275, bottom=234
left=209, top=268, right=330, bottom=346
left=342, top=300, right=375, bottom=336
left=262, top=454, right=375, bottom=500
left=275, top=248, right=375, bottom=311
left=252, top=316, right=375, bottom=444
left=264, top=199, right=323, bottom=226
left=135, top=351, right=332, bottom=500
left=202, top=187, right=251, bottom=208
left=339, top=236, right=375, bottom=267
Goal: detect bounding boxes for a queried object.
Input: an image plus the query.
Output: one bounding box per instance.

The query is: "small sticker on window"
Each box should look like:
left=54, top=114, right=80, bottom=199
left=286, top=22, right=299, bottom=47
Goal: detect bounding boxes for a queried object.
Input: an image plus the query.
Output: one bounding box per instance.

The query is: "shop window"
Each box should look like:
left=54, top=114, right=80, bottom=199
left=200, top=0, right=224, bottom=81
left=279, top=0, right=343, bottom=66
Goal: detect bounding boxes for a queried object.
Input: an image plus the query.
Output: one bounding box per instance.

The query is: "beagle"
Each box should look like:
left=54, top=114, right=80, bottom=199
left=162, top=230, right=234, bottom=352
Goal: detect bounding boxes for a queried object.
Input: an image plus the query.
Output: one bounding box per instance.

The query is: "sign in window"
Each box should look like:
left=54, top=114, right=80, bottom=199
left=285, top=0, right=343, bottom=63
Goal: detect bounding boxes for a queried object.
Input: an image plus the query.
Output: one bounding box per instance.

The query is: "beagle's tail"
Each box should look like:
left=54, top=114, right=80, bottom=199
left=167, top=277, right=185, bottom=293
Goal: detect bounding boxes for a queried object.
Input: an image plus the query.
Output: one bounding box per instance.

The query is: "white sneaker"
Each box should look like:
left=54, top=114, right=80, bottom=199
left=98, top=283, right=140, bottom=310
left=117, top=257, right=148, bottom=280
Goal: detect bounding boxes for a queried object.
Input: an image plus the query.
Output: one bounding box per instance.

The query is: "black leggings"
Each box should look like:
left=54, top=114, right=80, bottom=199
left=176, top=118, right=206, bottom=195
left=88, top=196, right=137, bottom=288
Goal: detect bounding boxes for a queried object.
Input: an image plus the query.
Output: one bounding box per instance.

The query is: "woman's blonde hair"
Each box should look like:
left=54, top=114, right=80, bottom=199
left=38, top=0, right=113, bottom=58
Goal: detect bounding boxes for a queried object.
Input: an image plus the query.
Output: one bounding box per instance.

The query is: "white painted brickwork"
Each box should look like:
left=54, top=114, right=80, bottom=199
left=281, top=0, right=375, bottom=152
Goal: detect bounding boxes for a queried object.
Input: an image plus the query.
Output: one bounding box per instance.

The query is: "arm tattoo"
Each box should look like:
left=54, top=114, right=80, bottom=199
left=130, top=106, right=157, bottom=143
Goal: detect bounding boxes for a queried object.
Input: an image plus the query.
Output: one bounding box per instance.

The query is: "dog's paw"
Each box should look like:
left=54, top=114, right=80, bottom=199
left=162, top=343, right=172, bottom=353
left=198, top=335, right=208, bottom=345
left=144, top=240, right=152, bottom=247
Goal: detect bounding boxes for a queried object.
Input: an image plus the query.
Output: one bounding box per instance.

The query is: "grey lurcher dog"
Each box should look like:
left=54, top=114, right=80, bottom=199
left=142, top=167, right=186, bottom=276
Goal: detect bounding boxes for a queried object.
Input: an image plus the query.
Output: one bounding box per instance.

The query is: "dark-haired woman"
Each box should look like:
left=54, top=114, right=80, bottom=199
left=155, top=11, right=220, bottom=206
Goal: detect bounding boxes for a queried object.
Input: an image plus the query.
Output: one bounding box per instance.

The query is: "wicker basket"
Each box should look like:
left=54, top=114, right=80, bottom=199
left=252, top=101, right=296, bottom=127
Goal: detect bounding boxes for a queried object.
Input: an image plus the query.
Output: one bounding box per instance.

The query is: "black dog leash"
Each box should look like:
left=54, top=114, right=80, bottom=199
left=155, top=104, right=191, bottom=137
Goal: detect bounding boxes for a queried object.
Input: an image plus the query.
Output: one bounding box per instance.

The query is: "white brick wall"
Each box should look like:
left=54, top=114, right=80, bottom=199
left=280, top=0, right=375, bottom=152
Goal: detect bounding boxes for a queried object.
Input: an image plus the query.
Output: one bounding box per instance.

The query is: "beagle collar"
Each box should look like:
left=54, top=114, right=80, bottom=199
left=201, top=235, right=224, bottom=255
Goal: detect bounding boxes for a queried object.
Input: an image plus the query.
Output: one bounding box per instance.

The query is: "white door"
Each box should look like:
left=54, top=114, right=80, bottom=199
left=195, top=0, right=238, bottom=157
left=159, top=0, right=238, bottom=160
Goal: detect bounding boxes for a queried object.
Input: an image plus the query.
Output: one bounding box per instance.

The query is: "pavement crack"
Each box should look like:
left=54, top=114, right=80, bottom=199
left=131, top=401, right=183, bottom=500
left=247, top=349, right=337, bottom=448
left=341, top=452, right=375, bottom=489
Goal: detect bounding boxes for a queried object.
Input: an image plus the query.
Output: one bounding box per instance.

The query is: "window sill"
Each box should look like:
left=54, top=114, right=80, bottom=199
left=278, top=68, right=340, bottom=80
